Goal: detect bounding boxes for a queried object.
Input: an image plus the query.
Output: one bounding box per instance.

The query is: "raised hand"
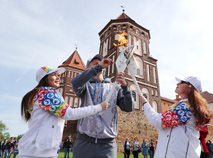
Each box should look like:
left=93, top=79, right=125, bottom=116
left=138, top=94, right=147, bottom=105
left=116, top=72, right=127, bottom=86
left=99, top=58, right=113, bottom=69
left=100, top=102, right=109, bottom=111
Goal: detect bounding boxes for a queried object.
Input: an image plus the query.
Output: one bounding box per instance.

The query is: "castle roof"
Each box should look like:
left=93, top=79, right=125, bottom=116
left=116, top=12, right=133, bottom=20
left=201, top=91, right=213, bottom=103
left=99, top=12, right=150, bottom=39
left=59, top=50, right=86, bottom=71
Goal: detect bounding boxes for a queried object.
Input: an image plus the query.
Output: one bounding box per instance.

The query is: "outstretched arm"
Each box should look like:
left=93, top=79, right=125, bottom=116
left=138, top=95, right=193, bottom=130
left=36, top=87, right=109, bottom=119
left=71, top=65, right=102, bottom=97
left=138, top=95, right=162, bottom=130
left=63, top=102, right=109, bottom=120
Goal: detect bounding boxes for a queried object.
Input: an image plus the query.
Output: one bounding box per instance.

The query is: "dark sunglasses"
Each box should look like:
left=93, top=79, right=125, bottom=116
left=179, top=81, right=190, bottom=85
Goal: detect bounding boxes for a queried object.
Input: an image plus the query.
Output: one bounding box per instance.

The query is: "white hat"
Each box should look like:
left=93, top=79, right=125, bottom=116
left=36, top=66, right=65, bottom=83
left=175, top=76, right=202, bottom=93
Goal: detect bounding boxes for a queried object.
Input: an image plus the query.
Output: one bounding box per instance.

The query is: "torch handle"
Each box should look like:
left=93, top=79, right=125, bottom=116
left=105, top=81, right=118, bottom=102
left=132, top=76, right=143, bottom=96
left=99, top=82, right=118, bottom=115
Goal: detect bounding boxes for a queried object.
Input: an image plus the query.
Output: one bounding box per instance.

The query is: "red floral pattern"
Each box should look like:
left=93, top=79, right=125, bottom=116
left=161, top=111, right=182, bottom=128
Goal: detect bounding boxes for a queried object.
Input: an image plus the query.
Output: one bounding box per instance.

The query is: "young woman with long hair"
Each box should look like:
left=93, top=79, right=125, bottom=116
left=18, top=66, right=109, bottom=158
left=138, top=76, right=212, bottom=158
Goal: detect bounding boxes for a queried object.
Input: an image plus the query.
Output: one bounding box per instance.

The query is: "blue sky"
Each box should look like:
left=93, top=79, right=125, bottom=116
left=0, top=0, right=213, bottom=137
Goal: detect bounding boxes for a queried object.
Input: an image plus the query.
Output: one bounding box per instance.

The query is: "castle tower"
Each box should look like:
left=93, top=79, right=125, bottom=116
left=98, top=11, right=161, bottom=152
left=58, top=50, right=86, bottom=138
left=98, top=11, right=161, bottom=112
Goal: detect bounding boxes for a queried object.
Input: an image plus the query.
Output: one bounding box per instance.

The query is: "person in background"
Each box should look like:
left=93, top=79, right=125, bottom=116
left=4, top=137, right=14, bottom=158
left=149, top=140, right=155, bottom=158
left=132, top=137, right=140, bottom=158
left=0, top=138, right=3, bottom=158
left=63, top=134, right=73, bottom=158
left=139, top=76, right=212, bottom=158
left=18, top=66, right=109, bottom=158
left=2, top=139, right=7, bottom=158
left=71, top=54, right=135, bottom=158
left=200, top=125, right=209, bottom=158
left=123, top=137, right=131, bottom=158
left=12, top=138, right=19, bottom=158
left=206, top=140, right=212, bottom=158
left=141, top=139, right=149, bottom=158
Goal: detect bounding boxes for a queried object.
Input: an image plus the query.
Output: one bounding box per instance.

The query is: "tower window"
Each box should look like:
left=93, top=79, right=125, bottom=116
left=74, top=59, right=79, bottom=64
left=136, top=30, right=139, bottom=35
left=118, top=26, right=121, bottom=30
left=130, top=25, right=133, bottom=30
left=137, top=68, right=140, bottom=76
left=132, top=91, right=136, bottom=101
left=143, top=94, right=147, bottom=99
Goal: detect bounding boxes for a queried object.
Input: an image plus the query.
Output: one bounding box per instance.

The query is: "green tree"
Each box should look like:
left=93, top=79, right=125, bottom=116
left=4, top=132, right=10, bottom=140
left=17, top=134, right=24, bottom=139
left=0, top=120, right=8, bottom=139
left=0, top=120, right=9, bottom=139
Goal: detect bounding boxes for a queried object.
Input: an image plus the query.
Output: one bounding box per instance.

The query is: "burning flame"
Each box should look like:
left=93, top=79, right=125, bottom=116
left=113, top=31, right=128, bottom=49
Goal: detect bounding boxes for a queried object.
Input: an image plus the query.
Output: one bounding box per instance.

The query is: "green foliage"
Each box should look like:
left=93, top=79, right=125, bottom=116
left=4, top=132, right=10, bottom=140
left=0, top=120, right=8, bottom=139
left=17, top=134, right=24, bottom=139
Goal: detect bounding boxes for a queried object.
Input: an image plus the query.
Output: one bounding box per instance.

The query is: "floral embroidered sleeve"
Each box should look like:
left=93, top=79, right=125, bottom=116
left=161, top=101, right=193, bottom=128
left=33, top=87, right=69, bottom=118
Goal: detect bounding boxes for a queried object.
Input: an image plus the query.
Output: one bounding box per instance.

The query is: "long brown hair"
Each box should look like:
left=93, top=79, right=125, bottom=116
left=187, top=85, right=212, bottom=126
left=21, top=75, right=50, bottom=122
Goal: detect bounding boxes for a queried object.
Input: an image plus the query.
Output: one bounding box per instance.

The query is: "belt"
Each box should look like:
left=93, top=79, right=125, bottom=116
left=77, top=133, right=115, bottom=144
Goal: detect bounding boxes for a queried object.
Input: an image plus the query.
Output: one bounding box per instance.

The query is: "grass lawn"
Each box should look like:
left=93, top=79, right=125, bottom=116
left=57, top=149, right=150, bottom=158
left=9, top=150, right=150, bottom=158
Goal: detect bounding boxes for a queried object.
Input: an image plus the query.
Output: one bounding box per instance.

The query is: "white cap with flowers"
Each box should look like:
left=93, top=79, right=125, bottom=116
left=175, top=76, right=202, bottom=93
left=36, top=66, right=65, bottom=83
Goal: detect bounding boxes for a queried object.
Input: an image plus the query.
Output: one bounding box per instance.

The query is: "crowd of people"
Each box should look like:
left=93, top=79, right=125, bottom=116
left=123, top=137, right=157, bottom=158
left=0, top=137, right=19, bottom=158
left=123, top=137, right=213, bottom=158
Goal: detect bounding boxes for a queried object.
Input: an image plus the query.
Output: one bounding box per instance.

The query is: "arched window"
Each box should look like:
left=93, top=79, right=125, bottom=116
left=132, top=91, right=136, bottom=101
left=152, top=101, right=158, bottom=112
left=130, top=85, right=139, bottom=109
left=137, top=68, right=140, bottom=76
left=135, top=56, right=143, bottom=76
left=143, top=94, right=147, bottom=99
left=136, top=30, right=139, bottom=35
left=142, top=88, right=149, bottom=101
left=143, top=41, right=147, bottom=54
left=128, top=35, right=132, bottom=45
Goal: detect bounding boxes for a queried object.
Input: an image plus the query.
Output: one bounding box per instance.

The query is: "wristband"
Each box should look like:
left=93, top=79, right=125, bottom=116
left=142, top=102, right=147, bottom=106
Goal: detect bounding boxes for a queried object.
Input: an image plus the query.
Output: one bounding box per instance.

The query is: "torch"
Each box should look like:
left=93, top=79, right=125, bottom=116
left=106, top=31, right=143, bottom=100
left=100, top=31, right=143, bottom=114
left=105, top=45, right=135, bottom=102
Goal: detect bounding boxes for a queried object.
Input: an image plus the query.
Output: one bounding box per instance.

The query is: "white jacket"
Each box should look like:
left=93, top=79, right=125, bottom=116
left=144, top=99, right=201, bottom=158
left=18, top=87, right=102, bottom=158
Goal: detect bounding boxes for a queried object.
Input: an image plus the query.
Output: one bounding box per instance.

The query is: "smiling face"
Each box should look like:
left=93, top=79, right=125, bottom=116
left=175, top=81, right=189, bottom=99
left=47, top=71, right=60, bottom=88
